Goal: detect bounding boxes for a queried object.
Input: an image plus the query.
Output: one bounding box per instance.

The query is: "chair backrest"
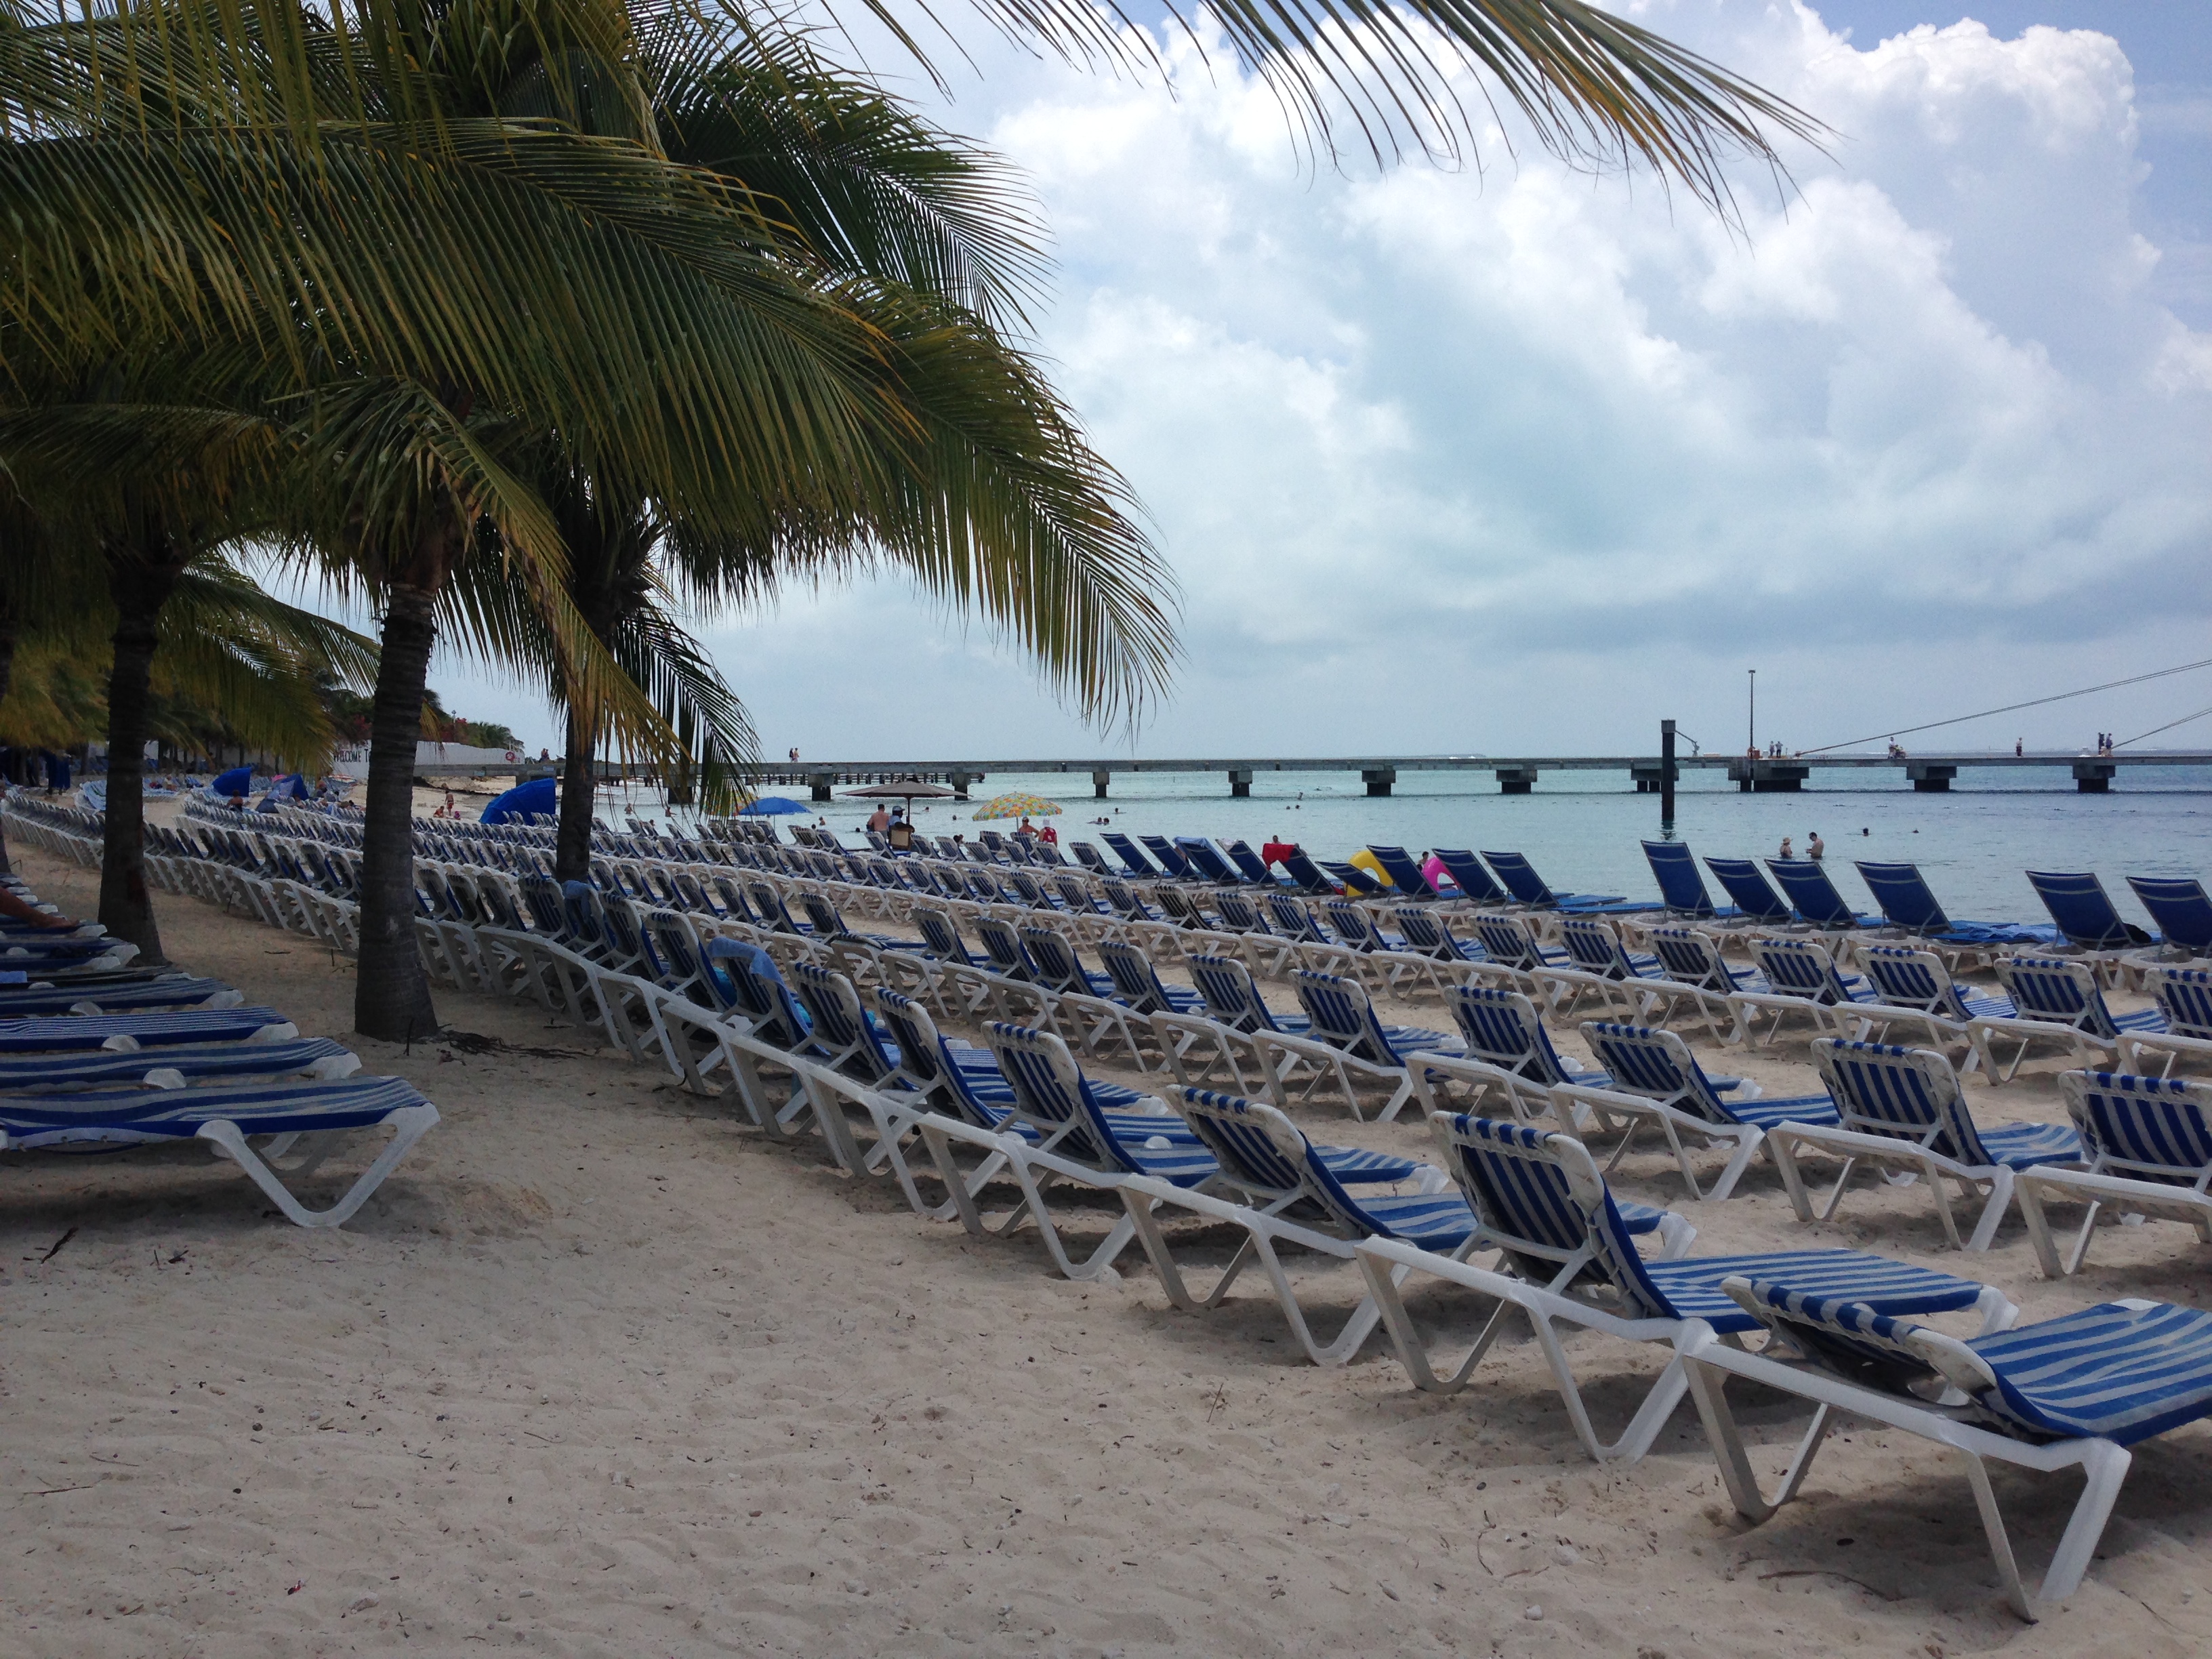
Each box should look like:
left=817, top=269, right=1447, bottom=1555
left=1557, top=916, right=1626, bottom=975
left=1177, top=838, right=1241, bottom=884
left=1719, top=1277, right=1944, bottom=1395
left=1139, top=836, right=1193, bottom=879
left=972, top=914, right=1036, bottom=980
left=1292, top=970, right=1401, bottom=1065
left=517, top=874, right=568, bottom=935
left=745, top=880, right=802, bottom=935
left=1858, top=945, right=1964, bottom=1017
left=702, top=939, right=809, bottom=1047
left=1007, top=870, right=1052, bottom=909
left=2026, top=871, right=2137, bottom=950
left=2060, top=1070, right=2212, bottom=1190
left=1263, top=893, right=1327, bottom=943
left=1641, top=840, right=1715, bottom=917
left=1187, top=953, right=1282, bottom=1033
left=643, top=909, right=708, bottom=991
left=798, top=893, right=850, bottom=939
left=1479, top=851, right=1555, bottom=907
left=1993, top=956, right=2117, bottom=1038
left=1154, top=886, right=1208, bottom=928
left=1322, top=859, right=1385, bottom=897
left=1449, top=985, right=1574, bottom=1084
left=1221, top=839, right=1275, bottom=884
left=790, top=963, right=893, bottom=1081
left=1391, top=906, right=1457, bottom=959
left=2150, top=967, right=2212, bottom=1040
left=911, top=905, right=968, bottom=964
left=983, top=1022, right=1121, bottom=1168
left=1646, top=926, right=1728, bottom=989
left=2127, top=877, right=2212, bottom=955
left=1432, top=1113, right=1631, bottom=1292
left=1811, top=1039, right=1989, bottom=1164
left=1174, top=1088, right=1392, bottom=1235
left=1019, top=926, right=1090, bottom=996
left=867, top=987, right=972, bottom=1114
left=1277, top=849, right=1340, bottom=895
left=1099, top=878, right=1147, bottom=920
left=1070, top=841, right=1109, bottom=873
left=560, top=881, right=609, bottom=952
left=1469, top=913, right=1544, bottom=972
left=1578, top=1022, right=1738, bottom=1125
left=1749, top=937, right=1851, bottom=1002
left=1366, top=846, right=1437, bottom=899
left=1097, top=938, right=1181, bottom=1012
left=1853, top=862, right=1951, bottom=934
left=1052, top=873, right=1099, bottom=914
left=1101, top=833, right=1158, bottom=876
left=1702, top=857, right=1793, bottom=923
left=1323, top=898, right=1385, bottom=951
left=1765, top=859, right=1858, bottom=927
left=1213, top=890, right=1265, bottom=934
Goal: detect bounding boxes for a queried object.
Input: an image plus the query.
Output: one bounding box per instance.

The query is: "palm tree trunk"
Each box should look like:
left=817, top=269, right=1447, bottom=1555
left=100, top=537, right=184, bottom=960
left=0, top=602, right=16, bottom=877
left=353, top=560, right=450, bottom=1042
left=555, top=705, right=596, bottom=883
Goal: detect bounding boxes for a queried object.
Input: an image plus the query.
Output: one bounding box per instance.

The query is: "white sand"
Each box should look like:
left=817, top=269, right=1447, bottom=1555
left=2, top=840, right=2209, bottom=1657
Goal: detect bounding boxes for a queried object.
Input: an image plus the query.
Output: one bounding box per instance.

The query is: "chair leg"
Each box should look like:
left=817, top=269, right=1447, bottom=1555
left=1680, top=1355, right=1835, bottom=1519
left=196, top=1107, right=439, bottom=1229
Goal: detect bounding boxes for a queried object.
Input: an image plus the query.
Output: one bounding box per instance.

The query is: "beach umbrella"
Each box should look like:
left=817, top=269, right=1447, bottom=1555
left=737, top=796, right=811, bottom=816
left=972, top=792, right=1063, bottom=821
left=481, top=775, right=557, bottom=825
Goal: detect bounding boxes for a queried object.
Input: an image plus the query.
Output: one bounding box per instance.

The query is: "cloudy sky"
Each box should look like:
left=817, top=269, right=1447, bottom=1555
left=429, top=0, right=2212, bottom=762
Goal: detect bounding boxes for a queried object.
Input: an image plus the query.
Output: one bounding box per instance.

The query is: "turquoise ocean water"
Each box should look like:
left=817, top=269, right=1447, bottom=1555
left=621, top=764, right=2212, bottom=933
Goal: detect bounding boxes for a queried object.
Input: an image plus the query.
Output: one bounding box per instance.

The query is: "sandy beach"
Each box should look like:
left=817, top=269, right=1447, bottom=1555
left=3, top=837, right=2209, bottom=1658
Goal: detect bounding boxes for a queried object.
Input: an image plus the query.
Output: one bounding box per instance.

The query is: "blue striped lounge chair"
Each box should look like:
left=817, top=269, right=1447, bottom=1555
left=0, top=1006, right=294, bottom=1052
left=1313, top=857, right=1382, bottom=897
left=1764, top=859, right=1879, bottom=930
left=1100, top=832, right=1161, bottom=878
left=2127, top=876, right=2212, bottom=962
left=1685, top=1276, right=2212, bottom=1620
left=1701, top=857, right=1796, bottom=928
left=1276, top=849, right=1343, bottom=897
left=1554, top=916, right=1672, bottom=1020
left=1275, top=970, right=1463, bottom=1122
left=1015, top=926, right=1151, bottom=1070
left=2026, top=870, right=2151, bottom=984
left=1446, top=985, right=1609, bottom=1091
left=1137, top=835, right=1197, bottom=880
left=1640, top=928, right=1766, bottom=1043
left=1467, top=914, right=1570, bottom=989
left=2117, top=966, right=2212, bottom=1076
left=911, top=905, right=991, bottom=970
left=1069, top=841, right=1111, bottom=875
left=1763, top=1039, right=2084, bottom=1250
left=1148, top=952, right=1313, bottom=1095
left=1481, top=851, right=1652, bottom=914
left=1174, top=838, right=1246, bottom=885
left=2014, top=1071, right=2212, bottom=1277
left=1317, top=899, right=1435, bottom=998
left=1562, top=1021, right=1829, bottom=1201
left=1220, top=839, right=1280, bottom=885
left=1969, top=957, right=2167, bottom=1082
left=1093, top=938, right=1204, bottom=1019
left=1113, top=1087, right=1466, bottom=1366
left=0, top=1073, right=439, bottom=1228
left=1355, top=1115, right=2005, bottom=1460
left=1365, top=845, right=1442, bottom=899
left=1853, top=861, right=2055, bottom=954
left=0, top=975, right=246, bottom=1017
left=0, top=1036, right=358, bottom=1092
left=1429, top=849, right=1511, bottom=908
left=1852, top=945, right=2015, bottom=1066
left=1641, top=840, right=1735, bottom=920
left=1389, top=905, right=1489, bottom=970
left=1731, top=937, right=1881, bottom=1047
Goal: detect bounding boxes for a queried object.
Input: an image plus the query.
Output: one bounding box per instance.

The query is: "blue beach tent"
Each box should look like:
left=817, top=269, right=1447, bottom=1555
left=481, top=776, right=557, bottom=825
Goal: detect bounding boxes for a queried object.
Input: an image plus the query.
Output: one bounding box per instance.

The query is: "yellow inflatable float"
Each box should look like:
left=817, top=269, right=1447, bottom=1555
left=1346, top=848, right=1395, bottom=887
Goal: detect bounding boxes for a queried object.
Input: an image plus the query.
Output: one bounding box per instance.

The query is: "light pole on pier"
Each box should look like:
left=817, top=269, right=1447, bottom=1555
left=1747, top=669, right=1757, bottom=757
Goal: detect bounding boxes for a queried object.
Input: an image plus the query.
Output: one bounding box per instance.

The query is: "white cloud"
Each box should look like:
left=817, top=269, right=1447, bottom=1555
left=435, top=2, right=2212, bottom=759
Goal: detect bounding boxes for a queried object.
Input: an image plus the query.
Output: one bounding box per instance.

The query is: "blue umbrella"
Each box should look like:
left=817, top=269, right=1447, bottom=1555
left=481, top=775, right=558, bottom=825
left=738, top=796, right=811, bottom=817
left=210, top=764, right=254, bottom=797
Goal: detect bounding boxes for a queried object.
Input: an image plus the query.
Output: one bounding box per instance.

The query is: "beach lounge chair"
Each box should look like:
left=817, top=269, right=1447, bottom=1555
left=1017, top=926, right=1151, bottom=1069
left=1557, top=1022, right=1831, bottom=1201
left=0, top=1073, right=439, bottom=1228
left=0, top=976, right=245, bottom=1017
left=1146, top=953, right=1311, bottom=1094
left=1482, top=851, right=1650, bottom=914
left=1729, top=937, right=1880, bottom=1046
left=1275, top=849, right=1343, bottom=897
left=1853, top=861, right=2053, bottom=953
left=1426, top=849, right=1509, bottom=908
left=1273, top=970, right=1462, bottom=1122
left=1446, top=986, right=1609, bottom=1091
left=1467, top=913, right=1570, bottom=977
left=1764, top=859, right=1879, bottom=930
left=1851, top=945, right=2017, bottom=1066
left=2115, top=966, right=2212, bottom=1076
left=1316, top=857, right=1385, bottom=897
left=1555, top=916, right=1671, bottom=1016
left=1355, top=1116, right=2007, bottom=1460
left=1641, top=840, right=1733, bottom=920
left=0, top=1007, right=294, bottom=1052
left=0, top=1037, right=357, bottom=1091
left=1764, top=1040, right=2084, bottom=1250
left=1643, top=927, right=1767, bottom=1042
left=1388, top=906, right=1489, bottom=970
left=2013, top=1071, right=2212, bottom=1276
left=1968, top=957, right=2167, bottom=1082
left=2125, top=876, right=2212, bottom=961
left=1099, top=833, right=1161, bottom=878
left=2026, top=870, right=2150, bottom=983
left=1701, top=857, right=1795, bottom=928
left=1137, top=836, right=1198, bottom=880
left=1220, top=839, right=1279, bottom=885
left=1113, top=1088, right=1474, bottom=1365
left=1174, top=838, right=1245, bottom=884
left=1681, top=1277, right=2212, bottom=1620
left=1364, top=846, right=1441, bottom=899
left=1094, top=939, right=1205, bottom=1018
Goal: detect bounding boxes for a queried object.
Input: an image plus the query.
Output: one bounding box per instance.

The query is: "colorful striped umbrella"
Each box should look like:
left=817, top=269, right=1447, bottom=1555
left=970, top=792, right=1063, bottom=821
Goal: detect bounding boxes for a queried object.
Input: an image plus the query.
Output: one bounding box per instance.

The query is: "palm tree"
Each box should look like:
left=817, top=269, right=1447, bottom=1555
left=5, top=0, right=1818, bottom=1034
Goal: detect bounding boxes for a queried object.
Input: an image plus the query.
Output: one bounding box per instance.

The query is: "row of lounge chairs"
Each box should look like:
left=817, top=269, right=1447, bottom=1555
left=35, top=785, right=2212, bottom=1624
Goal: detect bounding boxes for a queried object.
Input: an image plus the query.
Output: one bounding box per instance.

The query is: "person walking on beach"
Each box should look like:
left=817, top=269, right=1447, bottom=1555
left=1779, top=836, right=1794, bottom=859
left=1807, top=832, right=1824, bottom=861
